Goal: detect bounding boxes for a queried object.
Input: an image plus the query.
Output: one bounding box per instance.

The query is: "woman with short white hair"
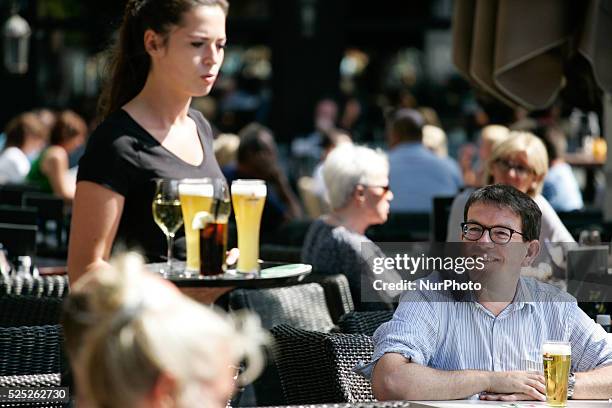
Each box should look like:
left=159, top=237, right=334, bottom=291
left=302, top=144, right=400, bottom=310
left=62, top=252, right=267, bottom=408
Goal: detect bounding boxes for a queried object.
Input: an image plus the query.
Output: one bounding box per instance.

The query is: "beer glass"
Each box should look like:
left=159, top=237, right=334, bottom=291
left=193, top=178, right=231, bottom=276
left=231, top=179, right=267, bottom=273
left=152, top=179, right=183, bottom=276
left=179, top=178, right=214, bottom=274
left=542, top=341, right=571, bottom=407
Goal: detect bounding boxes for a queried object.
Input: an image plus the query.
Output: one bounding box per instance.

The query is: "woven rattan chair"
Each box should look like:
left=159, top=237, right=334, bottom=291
left=304, top=273, right=354, bottom=323
left=0, top=295, right=64, bottom=327
left=229, top=283, right=335, bottom=406
left=337, top=311, right=394, bottom=336
left=0, top=274, right=69, bottom=298
left=0, top=325, right=64, bottom=377
left=0, top=373, right=61, bottom=387
left=271, top=324, right=375, bottom=404
left=0, top=275, right=69, bottom=327
left=229, top=283, right=335, bottom=331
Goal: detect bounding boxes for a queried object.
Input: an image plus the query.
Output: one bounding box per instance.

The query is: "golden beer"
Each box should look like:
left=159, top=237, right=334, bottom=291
left=542, top=341, right=571, bottom=407
left=231, top=180, right=266, bottom=273
left=179, top=179, right=214, bottom=273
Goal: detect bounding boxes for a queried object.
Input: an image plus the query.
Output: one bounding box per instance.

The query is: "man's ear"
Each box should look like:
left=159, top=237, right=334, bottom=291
left=521, top=239, right=541, bottom=267
left=144, top=29, right=164, bottom=57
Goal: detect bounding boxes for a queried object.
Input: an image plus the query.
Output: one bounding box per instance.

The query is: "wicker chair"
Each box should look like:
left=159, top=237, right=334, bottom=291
left=304, top=273, right=355, bottom=323
left=0, top=295, right=64, bottom=327
left=0, top=275, right=69, bottom=327
left=271, top=324, right=375, bottom=404
left=0, top=373, right=61, bottom=387
left=0, top=325, right=65, bottom=377
left=337, top=311, right=394, bottom=336
left=229, top=283, right=335, bottom=406
left=0, top=274, right=69, bottom=298
left=229, top=283, right=335, bottom=331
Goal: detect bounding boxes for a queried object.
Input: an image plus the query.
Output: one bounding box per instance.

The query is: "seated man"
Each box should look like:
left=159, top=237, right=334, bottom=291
left=387, top=109, right=461, bottom=213
left=366, top=184, right=612, bottom=401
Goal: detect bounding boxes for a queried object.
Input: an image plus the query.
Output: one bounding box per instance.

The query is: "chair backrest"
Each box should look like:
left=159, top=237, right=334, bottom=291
left=0, top=295, right=64, bottom=327
left=0, top=274, right=69, bottom=298
left=0, top=325, right=64, bottom=376
left=326, top=332, right=376, bottom=402
left=337, top=311, right=394, bottom=336
left=229, top=284, right=335, bottom=406
left=0, top=222, right=37, bottom=258
left=431, top=196, right=455, bottom=242
left=0, top=205, right=37, bottom=226
left=229, top=283, right=335, bottom=331
left=304, top=273, right=355, bottom=323
left=271, top=324, right=375, bottom=404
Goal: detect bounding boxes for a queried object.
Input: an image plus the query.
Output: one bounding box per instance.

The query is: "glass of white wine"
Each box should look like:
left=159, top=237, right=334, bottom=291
left=152, top=179, right=183, bottom=276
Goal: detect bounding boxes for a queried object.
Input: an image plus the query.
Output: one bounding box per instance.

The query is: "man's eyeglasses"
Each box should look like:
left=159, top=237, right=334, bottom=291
left=359, top=184, right=391, bottom=194
left=461, top=222, right=524, bottom=244
left=494, top=158, right=535, bottom=179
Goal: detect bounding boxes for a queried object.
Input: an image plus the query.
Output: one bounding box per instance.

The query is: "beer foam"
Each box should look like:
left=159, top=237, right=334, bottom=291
left=178, top=183, right=214, bottom=197
left=542, top=342, right=571, bottom=355
left=231, top=183, right=267, bottom=197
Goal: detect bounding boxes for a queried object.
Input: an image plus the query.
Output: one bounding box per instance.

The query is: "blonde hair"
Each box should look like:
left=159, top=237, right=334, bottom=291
left=323, top=144, right=389, bottom=210
left=485, top=131, right=549, bottom=196
left=213, top=133, right=240, bottom=167
left=422, top=125, right=448, bottom=157
left=481, top=125, right=510, bottom=146
left=63, top=252, right=267, bottom=408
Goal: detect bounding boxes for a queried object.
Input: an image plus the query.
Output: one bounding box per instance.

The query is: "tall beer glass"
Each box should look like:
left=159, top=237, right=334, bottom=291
left=231, top=179, right=266, bottom=273
left=179, top=178, right=214, bottom=274
left=542, top=341, right=571, bottom=407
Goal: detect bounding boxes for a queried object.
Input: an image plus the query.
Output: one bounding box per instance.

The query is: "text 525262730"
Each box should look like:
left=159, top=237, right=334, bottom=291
left=0, top=387, right=69, bottom=402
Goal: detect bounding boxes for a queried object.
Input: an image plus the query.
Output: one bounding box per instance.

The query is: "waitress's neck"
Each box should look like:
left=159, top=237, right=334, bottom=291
left=126, top=73, right=192, bottom=128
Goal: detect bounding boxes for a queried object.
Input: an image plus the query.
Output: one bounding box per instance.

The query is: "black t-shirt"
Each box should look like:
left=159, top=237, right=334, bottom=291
left=77, top=108, right=224, bottom=261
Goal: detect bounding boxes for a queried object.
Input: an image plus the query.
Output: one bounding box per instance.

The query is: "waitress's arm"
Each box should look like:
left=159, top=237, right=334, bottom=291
left=67, top=181, right=124, bottom=284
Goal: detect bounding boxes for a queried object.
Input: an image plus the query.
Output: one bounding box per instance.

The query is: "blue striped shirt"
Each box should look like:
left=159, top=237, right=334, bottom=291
left=360, top=275, right=612, bottom=378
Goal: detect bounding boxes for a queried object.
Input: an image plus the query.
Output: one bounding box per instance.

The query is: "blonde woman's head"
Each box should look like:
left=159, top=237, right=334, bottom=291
left=479, top=125, right=510, bottom=161
left=485, top=131, right=549, bottom=197
left=62, top=252, right=267, bottom=408
left=422, top=125, right=448, bottom=157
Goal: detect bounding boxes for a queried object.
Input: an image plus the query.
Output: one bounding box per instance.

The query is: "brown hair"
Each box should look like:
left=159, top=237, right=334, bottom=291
left=50, top=110, right=88, bottom=146
left=3, top=112, right=48, bottom=149
left=97, top=0, right=229, bottom=120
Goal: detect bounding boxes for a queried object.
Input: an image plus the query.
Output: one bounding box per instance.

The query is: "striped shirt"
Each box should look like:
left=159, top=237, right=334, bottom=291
left=359, top=274, right=612, bottom=379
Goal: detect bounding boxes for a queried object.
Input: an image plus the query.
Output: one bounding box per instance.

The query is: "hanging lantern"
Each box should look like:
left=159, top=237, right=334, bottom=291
left=3, top=11, right=31, bottom=74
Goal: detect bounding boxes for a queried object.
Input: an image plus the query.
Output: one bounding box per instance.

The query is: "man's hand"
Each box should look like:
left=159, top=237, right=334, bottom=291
left=486, top=371, right=546, bottom=401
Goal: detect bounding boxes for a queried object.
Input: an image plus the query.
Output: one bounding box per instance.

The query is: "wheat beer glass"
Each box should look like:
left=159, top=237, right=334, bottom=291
left=179, top=178, right=214, bottom=274
left=542, top=341, right=571, bottom=407
left=152, top=179, right=183, bottom=276
left=231, top=179, right=266, bottom=273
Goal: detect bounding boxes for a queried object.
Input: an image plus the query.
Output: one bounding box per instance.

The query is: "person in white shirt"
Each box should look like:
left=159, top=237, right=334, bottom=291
left=0, top=112, right=48, bottom=184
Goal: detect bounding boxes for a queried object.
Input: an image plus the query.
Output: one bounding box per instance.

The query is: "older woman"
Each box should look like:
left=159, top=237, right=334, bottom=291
left=301, top=144, right=400, bottom=311
left=446, top=132, right=574, bottom=274
left=62, top=252, right=267, bottom=408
